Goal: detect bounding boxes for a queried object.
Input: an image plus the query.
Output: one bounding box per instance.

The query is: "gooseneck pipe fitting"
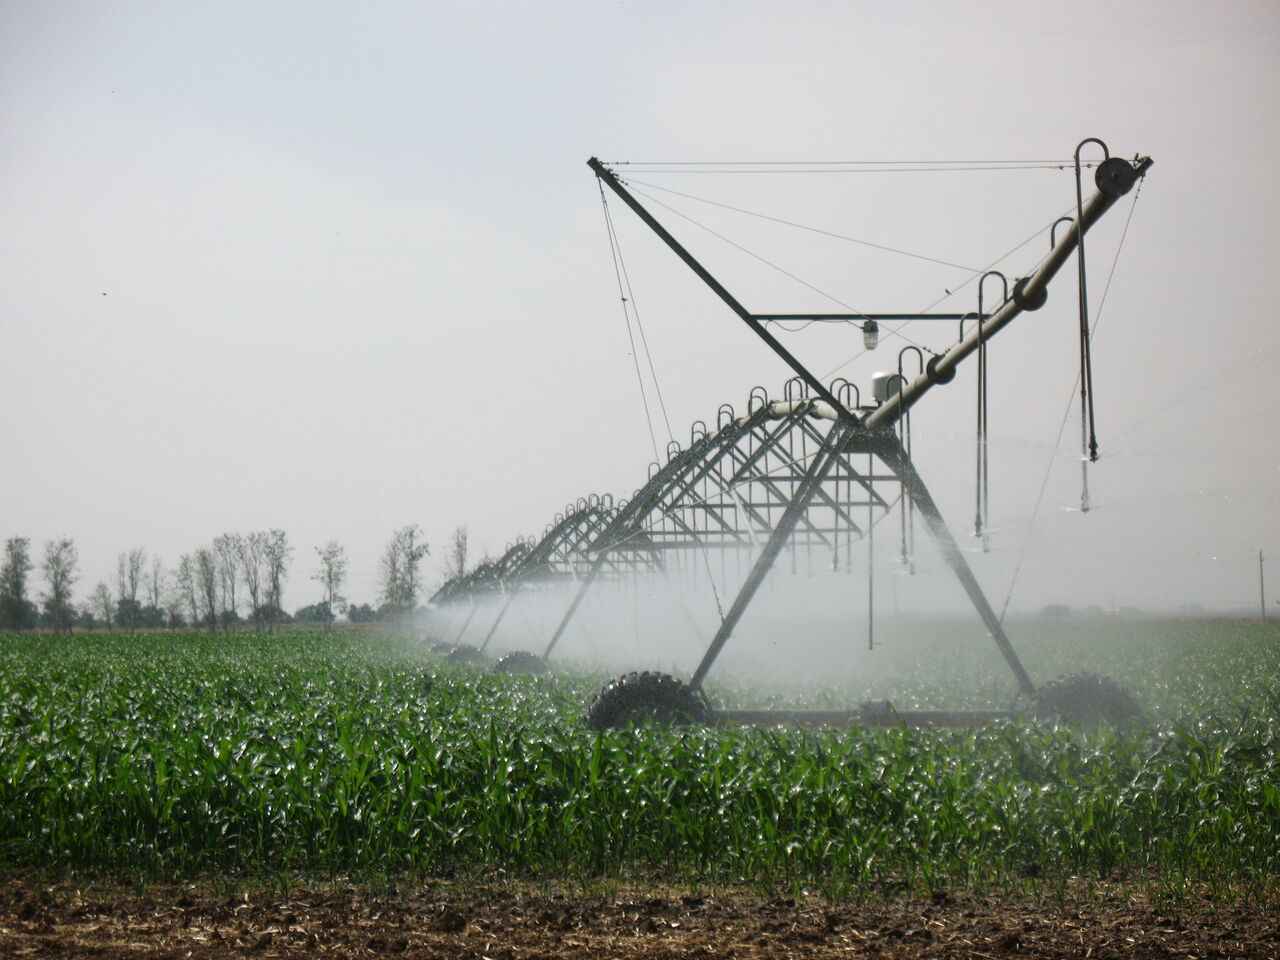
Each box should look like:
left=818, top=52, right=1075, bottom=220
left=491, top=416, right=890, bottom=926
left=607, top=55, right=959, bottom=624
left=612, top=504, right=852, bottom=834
left=864, top=154, right=1151, bottom=433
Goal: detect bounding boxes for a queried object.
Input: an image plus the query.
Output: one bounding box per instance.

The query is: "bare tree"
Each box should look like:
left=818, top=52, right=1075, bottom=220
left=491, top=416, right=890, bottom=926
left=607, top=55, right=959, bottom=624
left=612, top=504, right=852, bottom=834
left=114, top=548, right=146, bottom=630
left=175, top=554, right=199, bottom=629
left=313, top=541, right=348, bottom=631
left=113, top=555, right=127, bottom=624
left=90, top=582, right=114, bottom=631
left=147, top=555, right=166, bottom=622
left=380, top=525, right=429, bottom=626
left=40, top=537, right=79, bottom=634
left=194, top=548, right=219, bottom=632
left=163, top=566, right=186, bottom=630
left=445, top=525, right=469, bottom=581
left=213, top=533, right=242, bottom=628
left=379, top=541, right=402, bottom=615
left=1, top=536, right=36, bottom=631
left=239, top=532, right=267, bottom=628
left=262, top=530, right=292, bottom=632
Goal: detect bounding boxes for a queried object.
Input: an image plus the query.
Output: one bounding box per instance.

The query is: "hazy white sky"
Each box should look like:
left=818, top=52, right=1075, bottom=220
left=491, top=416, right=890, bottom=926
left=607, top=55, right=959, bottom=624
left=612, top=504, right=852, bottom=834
left=2, top=0, right=1277, bottom=615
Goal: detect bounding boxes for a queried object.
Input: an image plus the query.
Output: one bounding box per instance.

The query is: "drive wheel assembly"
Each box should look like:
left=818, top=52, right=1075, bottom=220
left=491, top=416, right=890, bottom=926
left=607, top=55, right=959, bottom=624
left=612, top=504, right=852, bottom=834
left=584, top=671, right=708, bottom=730
left=1030, top=672, right=1141, bottom=724
left=491, top=650, right=547, bottom=674
left=446, top=644, right=486, bottom=664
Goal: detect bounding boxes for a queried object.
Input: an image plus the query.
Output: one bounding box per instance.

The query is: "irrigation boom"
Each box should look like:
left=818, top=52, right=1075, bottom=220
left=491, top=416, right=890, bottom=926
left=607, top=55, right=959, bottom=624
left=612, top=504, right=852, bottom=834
left=434, top=142, right=1153, bottom=728
left=589, top=152, right=1152, bottom=435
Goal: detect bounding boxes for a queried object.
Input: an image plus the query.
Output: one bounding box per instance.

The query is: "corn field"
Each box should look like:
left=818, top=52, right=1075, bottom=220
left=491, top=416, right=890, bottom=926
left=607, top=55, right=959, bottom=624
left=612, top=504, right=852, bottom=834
left=1, top=624, right=1277, bottom=898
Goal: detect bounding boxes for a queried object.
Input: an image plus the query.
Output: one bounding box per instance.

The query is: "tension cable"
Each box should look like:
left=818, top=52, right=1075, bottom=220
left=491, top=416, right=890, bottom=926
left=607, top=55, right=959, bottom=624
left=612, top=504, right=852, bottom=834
left=608, top=159, right=1099, bottom=174
left=623, top=177, right=980, bottom=273
left=598, top=182, right=673, bottom=462
left=819, top=210, right=1068, bottom=383
left=629, top=187, right=867, bottom=318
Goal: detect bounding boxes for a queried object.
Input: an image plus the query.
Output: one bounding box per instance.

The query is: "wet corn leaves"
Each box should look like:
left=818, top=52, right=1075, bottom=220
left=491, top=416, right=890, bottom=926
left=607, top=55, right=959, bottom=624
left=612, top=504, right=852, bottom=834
left=0, top=625, right=1276, bottom=894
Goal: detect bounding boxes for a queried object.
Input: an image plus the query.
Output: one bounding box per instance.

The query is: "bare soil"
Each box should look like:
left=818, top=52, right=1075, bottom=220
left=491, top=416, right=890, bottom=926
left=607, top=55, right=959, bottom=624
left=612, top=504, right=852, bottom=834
left=2, top=878, right=1275, bottom=959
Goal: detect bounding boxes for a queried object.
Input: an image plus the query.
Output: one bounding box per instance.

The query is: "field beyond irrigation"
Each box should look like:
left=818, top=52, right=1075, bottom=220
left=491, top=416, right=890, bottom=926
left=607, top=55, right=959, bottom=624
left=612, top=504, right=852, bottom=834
left=1, top=620, right=1278, bottom=955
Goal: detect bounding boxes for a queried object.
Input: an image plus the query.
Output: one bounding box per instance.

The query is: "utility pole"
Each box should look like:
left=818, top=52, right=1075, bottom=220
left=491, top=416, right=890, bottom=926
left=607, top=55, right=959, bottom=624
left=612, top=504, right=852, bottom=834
left=1261, top=550, right=1267, bottom=621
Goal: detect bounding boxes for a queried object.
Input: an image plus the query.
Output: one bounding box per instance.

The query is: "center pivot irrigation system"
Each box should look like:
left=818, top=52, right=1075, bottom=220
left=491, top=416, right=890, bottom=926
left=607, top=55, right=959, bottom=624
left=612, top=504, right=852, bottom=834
left=430, top=139, right=1153, bottom=728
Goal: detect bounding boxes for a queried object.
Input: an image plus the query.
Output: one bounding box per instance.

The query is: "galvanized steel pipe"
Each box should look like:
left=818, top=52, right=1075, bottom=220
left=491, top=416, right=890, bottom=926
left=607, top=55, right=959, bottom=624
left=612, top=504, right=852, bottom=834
left=865, top=155, right=1152, bottom=433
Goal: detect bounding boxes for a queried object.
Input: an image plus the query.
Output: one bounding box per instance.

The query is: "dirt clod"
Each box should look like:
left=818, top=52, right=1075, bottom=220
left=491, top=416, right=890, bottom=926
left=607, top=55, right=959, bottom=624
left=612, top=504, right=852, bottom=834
left=433, top=907, right=467, bottom=932
left=995, top=930, right=1022, bottom=951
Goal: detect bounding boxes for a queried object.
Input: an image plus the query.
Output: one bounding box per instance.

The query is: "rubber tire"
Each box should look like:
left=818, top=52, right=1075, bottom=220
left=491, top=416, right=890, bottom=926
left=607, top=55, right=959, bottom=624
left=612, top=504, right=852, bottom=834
left=446, top=644, right=486, bottom=664
left=429, top=641, right=454, bottom=655
left=491, top=650, right=548, bottom=675
left=1030, top=672, right=1141, bottom=725
left=584, top=671, right=708, bottom=730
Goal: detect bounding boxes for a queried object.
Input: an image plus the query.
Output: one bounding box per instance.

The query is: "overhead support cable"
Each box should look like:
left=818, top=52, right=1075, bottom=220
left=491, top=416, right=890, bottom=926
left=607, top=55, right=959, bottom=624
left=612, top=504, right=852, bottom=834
left=607, top=159, right=1100, bottom=174
left=908, top=208, right=1073, bottom=316
left=590, top=158, right=854, bottom=416
left=627, top=184, right=930, bottom=353
left=627, top=187, right=869, bottom=318
left=598, top=182, right=667, bottom=462
left=609, top=191, right=675, bottom=446
left=623, top=178, right=980, bottom=273
left=817, top=211, right=1070, bottom=383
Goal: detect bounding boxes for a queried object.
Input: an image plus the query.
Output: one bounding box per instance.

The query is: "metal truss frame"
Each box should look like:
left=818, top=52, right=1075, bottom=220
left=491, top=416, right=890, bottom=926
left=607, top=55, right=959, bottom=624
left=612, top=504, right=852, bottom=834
left=429, top=143, right=1151, bottom=719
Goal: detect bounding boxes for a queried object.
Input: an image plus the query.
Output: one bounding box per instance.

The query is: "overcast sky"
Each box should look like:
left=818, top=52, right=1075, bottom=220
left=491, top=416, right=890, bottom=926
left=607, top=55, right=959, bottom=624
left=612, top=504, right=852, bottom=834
left=2, top=0, right=1277, bottom=617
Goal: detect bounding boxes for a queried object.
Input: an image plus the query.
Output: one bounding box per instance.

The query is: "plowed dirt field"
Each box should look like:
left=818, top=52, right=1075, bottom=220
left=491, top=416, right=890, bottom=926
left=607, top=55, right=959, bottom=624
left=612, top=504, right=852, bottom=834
left=3, top=879, right=1275, bottom=958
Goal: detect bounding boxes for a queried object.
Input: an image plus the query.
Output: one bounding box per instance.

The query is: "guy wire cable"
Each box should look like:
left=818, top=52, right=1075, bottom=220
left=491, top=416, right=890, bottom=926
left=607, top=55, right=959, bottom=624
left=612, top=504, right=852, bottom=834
left=622, top=177, right=980, bottom=273
left=598, top=182, right=665, bottom=462
left=611, top=193, right=676, bottom=446
left=608, top=158, right=1100, bottom=174
left=818, top=208, right=1071, bottom=383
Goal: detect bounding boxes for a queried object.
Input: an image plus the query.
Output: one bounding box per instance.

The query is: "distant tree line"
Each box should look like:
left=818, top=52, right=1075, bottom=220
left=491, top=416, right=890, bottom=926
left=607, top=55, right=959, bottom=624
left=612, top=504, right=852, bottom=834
left=0, top=523, right=453, bottom=633
left=1, top=536, right=78, bottom=633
